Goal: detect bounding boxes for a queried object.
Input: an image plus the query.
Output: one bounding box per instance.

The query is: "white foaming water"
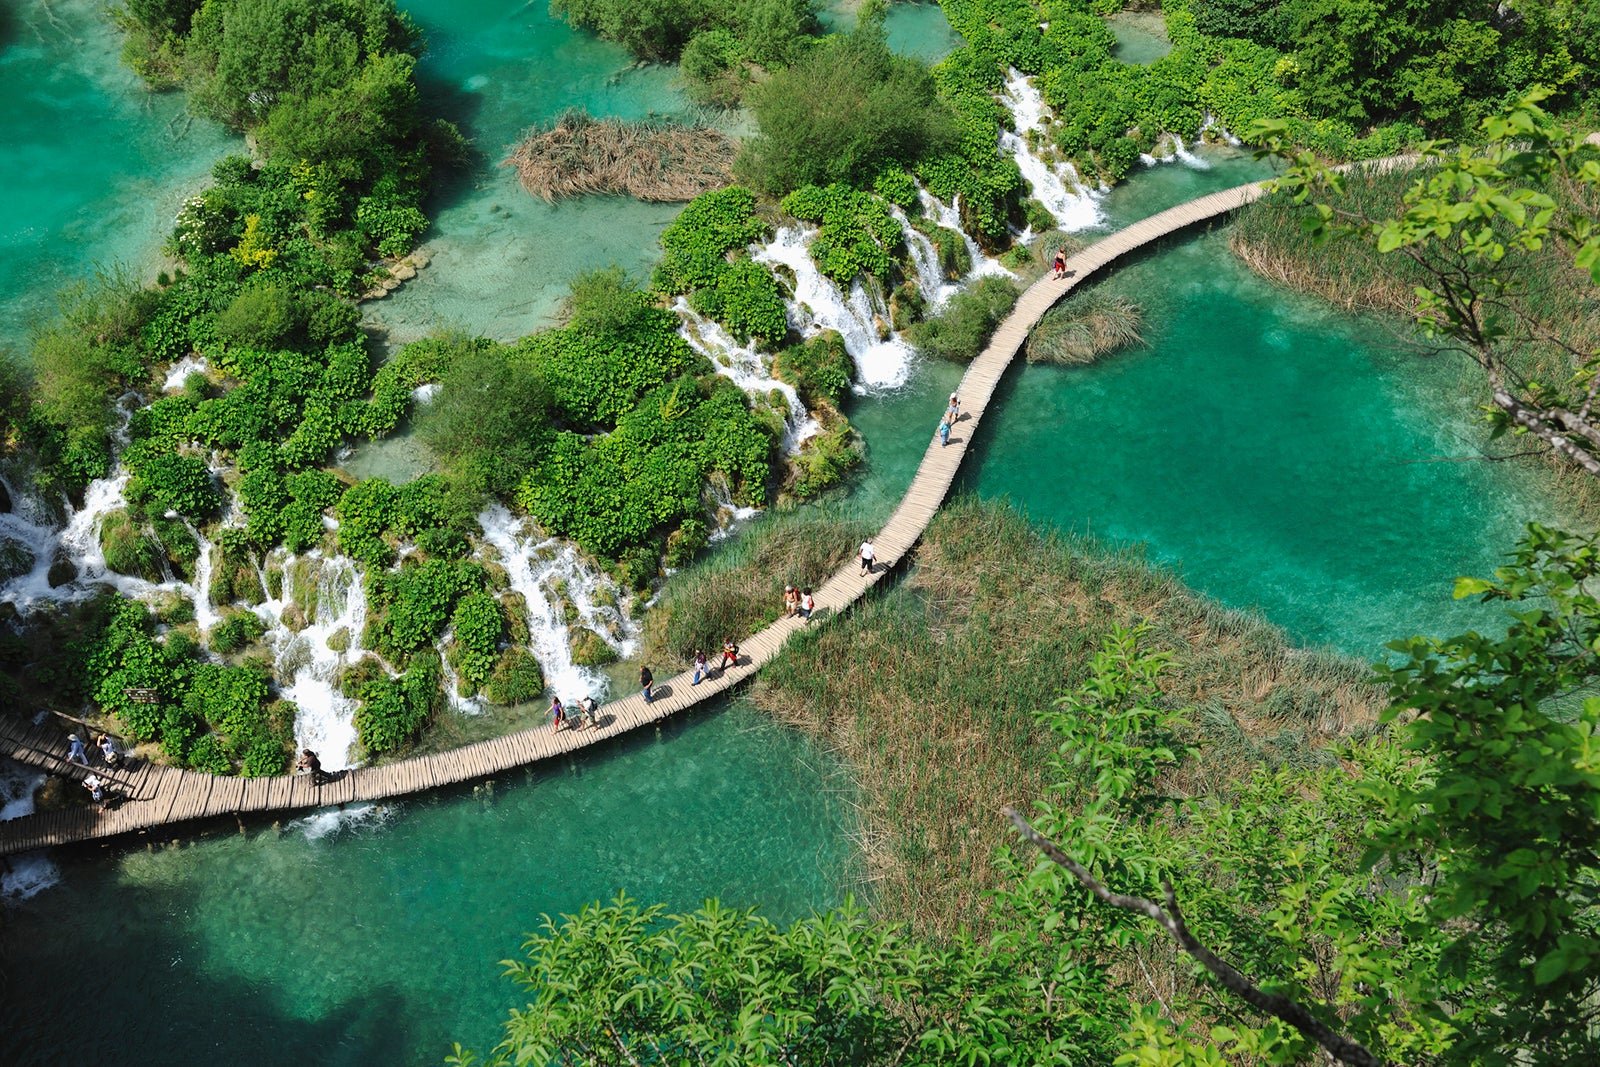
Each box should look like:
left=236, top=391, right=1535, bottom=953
left=1140, top=132, right=1211, bottom=169
left=436, top=632, right=484, bottom=716
left=477, top=504, right=636, bottom=703
left=269, top=553, right=366, bottom=770
left=0, top=760, right=59, bottom=902
left=892, top=198, right=1016, bottom=311
left=1200, top=113, right=1243, bottom=147
left=162, top=354, right=209, bottom=391
left=673, top=299, right=821, bottom=452
left=705, top=480, right=762, bottom=545
left=998, top=68, right=1103, bottom=232
left=290, top=801, right=393, bottom=841
left=754, top=226, right=916, bottom=391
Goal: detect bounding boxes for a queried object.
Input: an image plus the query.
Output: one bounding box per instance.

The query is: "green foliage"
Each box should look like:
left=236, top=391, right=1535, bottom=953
left=353, top=667, right=431, bottom=755
left=773, top=330, right=854, bottom=407
left=654, top=187, right=771, bottom=294
left=788, top=415, right=860, bottom=498
left=484, top=647, right=544, bottom=706
left=365, top=557, right=479, bottom=663
left=210, top=609, right=268, bottom=654
left=125, top=452, right=221, bottom=520
left=449, top=591, right=503, bottom=691
left=780, top=183, right=903, bottom=284
left=336, top=478, right=397, bottom=568
left=214, top=282, right=295, bottom=349
left=99, top=510, right=166, bottom=583
left=686, top=258, right=788, bottom=346
left=416, top=347, right=552, bottom=499
left=735, top=11, right=955, bottom=194
left=905, top=275, right=1019, bottom=362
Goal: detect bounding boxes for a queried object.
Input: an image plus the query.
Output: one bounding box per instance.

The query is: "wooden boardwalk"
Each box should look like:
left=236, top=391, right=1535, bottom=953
left=0, top=177, right=1272, bottom=857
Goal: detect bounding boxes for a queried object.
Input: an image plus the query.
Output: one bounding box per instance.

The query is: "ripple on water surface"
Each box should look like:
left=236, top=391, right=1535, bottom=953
left=0, top=700, right=856, bottom=1065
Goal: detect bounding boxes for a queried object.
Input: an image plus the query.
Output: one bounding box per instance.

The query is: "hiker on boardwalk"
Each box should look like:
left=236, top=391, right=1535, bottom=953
left=692, top=649, right=709, bottom=685
left=66, top=734, right=89, bottom=767
left=297, top=749, right=332, bottom=786
left=97, top=732, right=121, bottom=768
left=1052, top=248, right=1067, bottom=279
left=947, top=393, right=960, bottom=423
left=640, top=665, right=654, bottom=704
left=938, top=418, right=951, bottom=447
left=719, top=640, right=739, bottom=673
left=800, top=589, right=815, bottom=622
left=550, top=695, right=567, bottom=732
left=82, top=774, right=109, bottom=813
left=582, top=696, right=600, bottom=730
left=858, top=539, right=875, bottom=576
left=783, top=585, right=799, bottom=617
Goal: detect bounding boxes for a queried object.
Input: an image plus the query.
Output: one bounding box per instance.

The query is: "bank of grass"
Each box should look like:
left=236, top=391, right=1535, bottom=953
left=667, top=498, right=1382, bottom=939
left=640, top=509, right=875, bottom=667
left=505, top=111, right=736, bottom=203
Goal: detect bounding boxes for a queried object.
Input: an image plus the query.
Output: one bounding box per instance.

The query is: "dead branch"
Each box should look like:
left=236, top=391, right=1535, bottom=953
left=1003, top=806, right=1384, bottom=1067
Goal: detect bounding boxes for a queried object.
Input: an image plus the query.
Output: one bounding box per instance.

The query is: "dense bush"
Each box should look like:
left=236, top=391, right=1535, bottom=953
left=365, top=557, right=481, bottom=664
left=773, top=331, right=854, bottom=407
left=780, top=184, right=903, bottom=284
left=906, top=275, right=1019, bottom=362
left=484, top=647, right=544, bottom=706
left=449, top=591, right=503, bottom=692
left=736, top=10, right=955, bottom=194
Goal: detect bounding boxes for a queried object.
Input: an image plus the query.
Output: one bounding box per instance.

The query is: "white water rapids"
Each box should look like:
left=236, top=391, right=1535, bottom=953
left=998, top=68, right=1103, bottom=232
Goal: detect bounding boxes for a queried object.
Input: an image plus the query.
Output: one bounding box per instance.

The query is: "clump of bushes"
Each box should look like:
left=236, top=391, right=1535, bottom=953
left=906, top=276, right=1020, bottom=362
left=485, top=647, right=544, bottom=706
left=773, top=331, right=855, bottom=408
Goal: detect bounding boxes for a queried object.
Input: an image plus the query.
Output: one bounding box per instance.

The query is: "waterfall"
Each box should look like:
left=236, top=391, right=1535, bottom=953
left=673, top=299, right=821, bottom=452
left=754, top=226, right=915, bottom=391
left=890, top=197, right=1016, bottom=312
left=1141, top=132, right=1211, bottom=169
left=477, top=504, right=636, bottom=703
left=162, top=354, right=209, bottom=391
left=0, top=759, right=59, bottom=901
left=1200, top=113, right=1243, bottom=147
left=997, top=68, right=1103, bottom=232
left=273, top=552, right=366, bottom=771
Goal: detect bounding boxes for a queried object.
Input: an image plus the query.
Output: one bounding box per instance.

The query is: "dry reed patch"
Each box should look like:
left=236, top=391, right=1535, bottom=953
left=1025, top=290, right=1145, bottom=365
left=504, top=110, right=736, bottom=203
left=752, top=498, right=1382, bottom=940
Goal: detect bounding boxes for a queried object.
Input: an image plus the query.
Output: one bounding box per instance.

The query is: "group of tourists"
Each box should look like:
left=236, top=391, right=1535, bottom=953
left=938, top=393, right=961, bottom=448
left=66, top=731, right=121, bottom=769
left=782, top=585, right=815, bottom=622
left=550, top=694, right=601, bottom=733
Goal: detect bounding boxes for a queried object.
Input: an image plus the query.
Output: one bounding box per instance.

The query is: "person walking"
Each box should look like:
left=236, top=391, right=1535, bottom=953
left=938, top=418, right=951, bottom=447
left=800, top=589, right=815, bottom=622
left=66, top=734, right=89, bottom=767
left=783, top=585, right=799, bottom=617
left=858, top=539, right=875, bottom=576
left=1052, top=248, right=1067, bottom=279
left=692, top=649, right=709, bottom=685
left=96, top=732, right=120, bottom=768
left=640, top=665, right=654, bottom=704
left=719, top=640, right=739, bottom=673
left=550, top=695, right=567, bottom=732
left=947, top=393, right=961, bottom=423
left=582, top=696, right=600, bottom=730
left=82, top=774, right=109, bottom=813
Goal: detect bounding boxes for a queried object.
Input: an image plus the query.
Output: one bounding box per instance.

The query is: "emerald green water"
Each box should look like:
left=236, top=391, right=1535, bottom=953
left=0, top=0, right=236, bottom=347
left=1, top=701, right=854, bottom=1063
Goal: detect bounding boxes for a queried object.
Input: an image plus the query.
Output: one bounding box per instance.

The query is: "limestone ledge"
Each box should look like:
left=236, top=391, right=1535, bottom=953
left=358, top=248, right=431, bottom=301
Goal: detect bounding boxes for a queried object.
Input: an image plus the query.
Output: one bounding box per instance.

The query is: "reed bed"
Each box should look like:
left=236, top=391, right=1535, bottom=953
left=640, top=509, right=876, bottom=665
left=504, top=110, right=736, bottom=203
left=1025, top=290, right=1144, bottom=364
left=657, top=498, right=1382, bottom=940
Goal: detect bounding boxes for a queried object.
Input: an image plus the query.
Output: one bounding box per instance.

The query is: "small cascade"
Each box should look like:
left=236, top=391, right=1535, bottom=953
left=1200, top=113, right=1243, bottom=147
left=0, top=760, right=59, bottom=901
left=892, top=205, right=961, bottom=310
left=998, top=68, right=1103, bottom=232
left=162, top=354, right=209, bottom=391
left=1140, top=132, right=1211, bottom=169
left=273, top=553, right=366, bottom=770
left=755, top=226, right=916, bottom=391
left=915, top=191, right=1016, bottom=283
left=672, top=299, right=821, bottom=452
left=705, top=479, right=762, bottom=545
left=187, top=519, right=222, bottom=631
left=477, top=504, right=636, bottom=703
left=436, top=634, right=484, bottom=716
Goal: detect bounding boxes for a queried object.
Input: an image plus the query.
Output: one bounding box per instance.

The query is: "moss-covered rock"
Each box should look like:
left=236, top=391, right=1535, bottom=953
left=0, top=535, right=35, bottom=584
left=100, top=509, right=164, bottom=582
left=569, top=627, right=618, bottom=667
left=484, top=647, right=543, bottom=706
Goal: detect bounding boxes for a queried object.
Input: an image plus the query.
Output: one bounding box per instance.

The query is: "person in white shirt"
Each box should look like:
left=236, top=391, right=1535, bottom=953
left=858, top=539, right=875, bottom=576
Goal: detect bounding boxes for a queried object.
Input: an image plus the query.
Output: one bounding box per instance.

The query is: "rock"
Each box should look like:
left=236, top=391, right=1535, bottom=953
left=281, top=603, right=308, bottom=633
left=392, top=263, right=416, bottom=281
left=47, top=548, right=78, bottom=588
left=410, top=250, right=430, bottom=269
left=381, top=277, right=401, bottom=292
left=0, top=535, right=35, bottom=584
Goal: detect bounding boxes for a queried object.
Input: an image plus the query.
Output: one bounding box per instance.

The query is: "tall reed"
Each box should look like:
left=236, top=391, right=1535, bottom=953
left=504, top=110, right=736, bottom=203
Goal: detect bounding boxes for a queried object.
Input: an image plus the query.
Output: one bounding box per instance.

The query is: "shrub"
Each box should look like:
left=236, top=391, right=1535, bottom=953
left=126, top=452, right=221, bottom=519
left=780, top=184, right=903, bottom=284
left=449, top=591, right=503, bottom=690
left=354, top=675, right=427, bottom=755
left=99, top=510, right=165, bottom=582
left=655, top=187, right=771, bottom=294
left=185, top=733, right=233, bottom=774
left=906, top=276, right=1020, bottom=362
left=337, top=478, right=397, bottom=568
left=210, top=609, right=268, bottom=654
left=241, top=737, right=289, bottom=777
left=773, top=330, right=854, bottom=407
left=484, top=647, right=544, bottom=706
left=214, top=283, right=295, bottom=349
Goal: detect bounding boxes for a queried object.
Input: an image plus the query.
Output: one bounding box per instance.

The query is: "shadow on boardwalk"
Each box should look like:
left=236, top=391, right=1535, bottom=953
left=0, top=177, right=1276, bottom=857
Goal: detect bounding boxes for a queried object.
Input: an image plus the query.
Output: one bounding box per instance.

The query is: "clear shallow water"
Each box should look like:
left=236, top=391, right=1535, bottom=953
left=1106, top=12, right=1172, bottom=66
left=0, top=0, right=237, bottom=348
left=820, top=0, right=964, bottom=61
left=0, top=700, right=855, bottom=1065
left=957, top=231, right=1559, bottom=654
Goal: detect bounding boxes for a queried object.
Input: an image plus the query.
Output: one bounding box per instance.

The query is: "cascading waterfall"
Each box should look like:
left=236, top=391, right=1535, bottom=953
left=754, top=226, right=916, bottom=391
left=162, top=354, right=209, bottom=391
left=998, top=67, right=1103, bottom=232
left=269, top=552, right=366, bottom=771
left=478, top=504, right=636, bottom=703
left=672, top=299, right=821, bottom=451
left=1140, top=132, right=1211, bottom=169
left=1199, top=113, right=1243, bottom=147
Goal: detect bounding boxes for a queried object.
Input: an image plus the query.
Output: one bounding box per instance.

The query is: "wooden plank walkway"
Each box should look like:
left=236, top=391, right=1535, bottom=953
left=0, top=175, right=1277, bottom=857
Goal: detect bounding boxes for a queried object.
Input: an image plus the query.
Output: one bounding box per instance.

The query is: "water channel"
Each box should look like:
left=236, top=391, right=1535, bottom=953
left=0, top=2, right=1574, bottom=1063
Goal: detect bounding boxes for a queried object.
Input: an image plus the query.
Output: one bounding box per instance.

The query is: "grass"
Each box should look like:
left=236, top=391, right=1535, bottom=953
left=504, top=110, right=736, bottom=203
left=638, top=508, right=875, bottom=668
left=1025, top=289, right=1144, bottom=365
left=699, top=498, right=1383, bottom=940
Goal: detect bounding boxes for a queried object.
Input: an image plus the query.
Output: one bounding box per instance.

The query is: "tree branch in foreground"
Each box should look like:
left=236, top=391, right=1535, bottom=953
left=1003, top=807, right=1384, bottom=1067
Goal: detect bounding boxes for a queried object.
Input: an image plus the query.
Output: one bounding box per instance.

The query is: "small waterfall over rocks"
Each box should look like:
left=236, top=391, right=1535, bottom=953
left=0, top=759, right=58, bottom=900
left=998, top=68, right=1103, bottom=232
left=754, top=226, right=916, bottom=392
left=266, top=551, right=367, bottom=770
left=478, top=504, right=636, bottom=704
left=1141, top=132, right=1211, bottom=169
left=672, top=299, right=821, bottom=452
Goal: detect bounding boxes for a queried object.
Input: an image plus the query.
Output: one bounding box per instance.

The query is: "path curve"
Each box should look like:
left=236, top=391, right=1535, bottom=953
left=0, top=178, right=1274, bottom=856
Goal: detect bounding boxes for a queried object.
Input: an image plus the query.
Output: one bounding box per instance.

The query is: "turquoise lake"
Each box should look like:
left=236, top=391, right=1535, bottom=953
left=0, top=2, right=1571, bottom=1064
